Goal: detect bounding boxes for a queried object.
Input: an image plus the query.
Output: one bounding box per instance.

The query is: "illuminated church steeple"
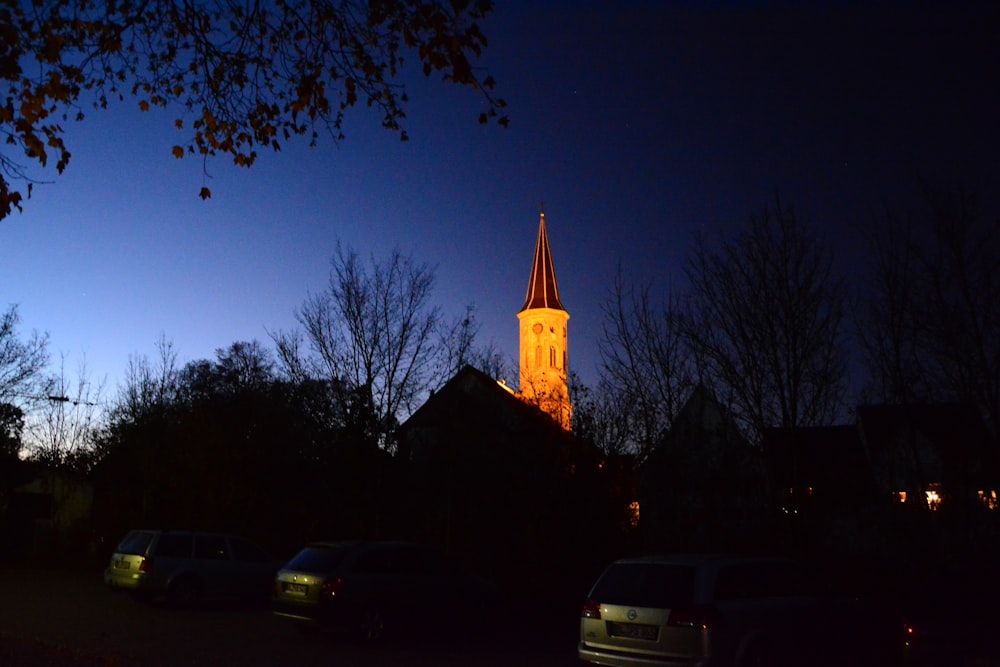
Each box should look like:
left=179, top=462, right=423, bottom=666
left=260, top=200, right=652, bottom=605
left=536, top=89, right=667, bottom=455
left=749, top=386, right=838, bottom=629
left=517, top=207, right=572, bottom=430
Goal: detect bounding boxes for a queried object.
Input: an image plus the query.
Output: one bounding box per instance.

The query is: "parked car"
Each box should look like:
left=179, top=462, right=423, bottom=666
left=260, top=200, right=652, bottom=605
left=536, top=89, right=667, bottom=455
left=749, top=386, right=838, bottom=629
left=272, top=540, right=497, bottom=641
left=578, top=554, right=901, bottom=667
left=104, top=529, right=282, bottom=605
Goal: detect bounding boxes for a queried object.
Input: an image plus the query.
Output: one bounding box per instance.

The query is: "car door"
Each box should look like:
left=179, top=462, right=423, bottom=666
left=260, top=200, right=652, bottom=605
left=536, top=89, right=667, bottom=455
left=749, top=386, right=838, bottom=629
left=350, top=544, right=435, bottom=618
left=151, top=532, right=195, bottom=591
left=227, top=536, right=280, bottom=600
left=192, top=533, right=235, bottom=598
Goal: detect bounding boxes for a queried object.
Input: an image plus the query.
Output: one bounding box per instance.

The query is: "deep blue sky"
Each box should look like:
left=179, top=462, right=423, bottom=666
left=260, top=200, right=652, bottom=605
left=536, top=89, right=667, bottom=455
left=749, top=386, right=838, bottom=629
left=2, top=2, right=997, bottom=402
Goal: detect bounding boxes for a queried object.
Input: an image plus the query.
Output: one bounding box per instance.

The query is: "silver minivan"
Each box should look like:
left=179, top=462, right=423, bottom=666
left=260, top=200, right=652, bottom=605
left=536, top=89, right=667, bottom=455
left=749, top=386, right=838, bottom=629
left=578, top=554, right=881, bottom=667
left=104, top=529, right=281, bottom=605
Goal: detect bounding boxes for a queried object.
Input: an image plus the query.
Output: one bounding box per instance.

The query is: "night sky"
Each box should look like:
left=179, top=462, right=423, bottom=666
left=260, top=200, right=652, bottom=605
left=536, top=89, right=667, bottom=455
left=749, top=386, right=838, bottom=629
left=2, top=2, right=997, bottom=403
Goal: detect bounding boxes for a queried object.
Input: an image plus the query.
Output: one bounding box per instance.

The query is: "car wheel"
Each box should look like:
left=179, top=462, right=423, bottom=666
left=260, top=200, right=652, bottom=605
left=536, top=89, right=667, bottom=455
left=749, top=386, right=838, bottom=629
left=167, top=577, right=202, bottom=607
left=361, top=606, right=387, bottom=642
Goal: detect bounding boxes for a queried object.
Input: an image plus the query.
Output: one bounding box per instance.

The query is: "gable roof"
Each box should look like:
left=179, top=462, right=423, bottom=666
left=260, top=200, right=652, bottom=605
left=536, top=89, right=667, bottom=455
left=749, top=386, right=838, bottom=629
left=857, top=402, right=1000, bottom=485
left=669, top=383, right=748, bottom=448
left=397, top=365, right=582, bottom=459
left=762, top=425, right=876, bottom=493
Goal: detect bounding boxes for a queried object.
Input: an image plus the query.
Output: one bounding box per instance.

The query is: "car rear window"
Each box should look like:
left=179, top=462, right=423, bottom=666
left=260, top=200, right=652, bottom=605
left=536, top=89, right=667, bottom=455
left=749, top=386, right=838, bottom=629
left=591, top=563, right=696, bottom=609
left=116, top=531, right=155, bottom=555
left=284, top=544, right=352, bottom=573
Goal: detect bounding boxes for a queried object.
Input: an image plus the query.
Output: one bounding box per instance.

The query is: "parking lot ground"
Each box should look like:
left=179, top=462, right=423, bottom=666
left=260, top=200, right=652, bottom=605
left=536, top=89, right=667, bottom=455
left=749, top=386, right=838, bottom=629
left=0, top=566, right=581, bottom=667
left=0, top=635, right=124, bottom=667
left=12, top=564, right=1000, bottom=667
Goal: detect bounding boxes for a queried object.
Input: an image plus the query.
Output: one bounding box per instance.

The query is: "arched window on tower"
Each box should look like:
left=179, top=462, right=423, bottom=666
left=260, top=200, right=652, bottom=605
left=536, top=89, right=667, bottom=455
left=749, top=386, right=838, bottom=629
left=550, top=347, right=556, bottom=367
left=535, top=346, right=542, bottom=368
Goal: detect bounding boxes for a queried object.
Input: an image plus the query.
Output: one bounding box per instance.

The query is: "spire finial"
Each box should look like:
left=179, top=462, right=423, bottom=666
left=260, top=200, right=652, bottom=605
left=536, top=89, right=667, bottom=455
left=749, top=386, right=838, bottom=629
left=540, top=201, right=545, bottom=217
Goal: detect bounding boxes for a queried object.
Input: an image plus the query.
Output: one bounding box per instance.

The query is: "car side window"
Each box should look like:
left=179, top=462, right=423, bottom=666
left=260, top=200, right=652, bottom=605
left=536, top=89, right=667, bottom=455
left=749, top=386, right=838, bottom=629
left=405, top=547, right=451, bottom=575
left=230, top=537, right=271, bottom=563
left=154, top=534, right=194, bottom=558
left=393, top=546, right=430, bottom=575
left=195, top=535, right=231, bottom=561
left=713, top=561, right=803, bottom=601
left=352, top=546, right=394, bottom=574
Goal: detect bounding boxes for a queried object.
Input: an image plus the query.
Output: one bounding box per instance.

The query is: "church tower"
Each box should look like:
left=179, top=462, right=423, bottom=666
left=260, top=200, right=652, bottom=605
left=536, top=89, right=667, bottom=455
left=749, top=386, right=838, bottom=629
left=517, top=209, right=572, bottom=430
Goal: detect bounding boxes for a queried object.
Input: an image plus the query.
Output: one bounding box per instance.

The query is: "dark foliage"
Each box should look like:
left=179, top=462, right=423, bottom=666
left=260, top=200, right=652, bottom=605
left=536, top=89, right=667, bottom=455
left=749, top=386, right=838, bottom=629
left=89, top=344, right=403, bottom=556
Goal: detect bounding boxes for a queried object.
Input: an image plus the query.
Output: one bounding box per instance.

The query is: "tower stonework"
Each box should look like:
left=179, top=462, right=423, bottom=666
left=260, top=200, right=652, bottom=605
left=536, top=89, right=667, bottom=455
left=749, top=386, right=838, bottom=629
left=517, top=210, right=572, bottom=430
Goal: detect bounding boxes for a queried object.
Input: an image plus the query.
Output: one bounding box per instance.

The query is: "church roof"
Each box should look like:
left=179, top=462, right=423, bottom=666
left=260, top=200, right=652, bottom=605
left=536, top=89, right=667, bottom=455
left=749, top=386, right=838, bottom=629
left=519, top=211, right=566, bottom=313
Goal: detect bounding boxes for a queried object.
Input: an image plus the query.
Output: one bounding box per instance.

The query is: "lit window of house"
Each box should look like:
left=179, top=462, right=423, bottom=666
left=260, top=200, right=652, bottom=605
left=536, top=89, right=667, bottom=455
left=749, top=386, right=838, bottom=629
left=979, top=490, right=998, bottom=510
left=925, top=483, right=943, bottom=511
left=895, top=491, right=907, bottom=503
left=627, top=501, right=640, bottom=528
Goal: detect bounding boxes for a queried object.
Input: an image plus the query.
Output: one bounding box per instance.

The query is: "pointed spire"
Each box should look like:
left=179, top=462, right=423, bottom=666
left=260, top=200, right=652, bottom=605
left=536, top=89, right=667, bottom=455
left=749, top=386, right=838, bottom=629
left=520, top=208, right=566, bottom=312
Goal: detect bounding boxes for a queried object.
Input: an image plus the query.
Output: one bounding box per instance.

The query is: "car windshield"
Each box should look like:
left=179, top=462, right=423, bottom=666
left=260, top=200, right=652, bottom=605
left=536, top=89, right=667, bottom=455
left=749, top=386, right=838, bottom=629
left=116, top=531, right=155, bottom=555
left=284, top=544, right=353, bottom=573
left=591, top=563, right=696, bottom=609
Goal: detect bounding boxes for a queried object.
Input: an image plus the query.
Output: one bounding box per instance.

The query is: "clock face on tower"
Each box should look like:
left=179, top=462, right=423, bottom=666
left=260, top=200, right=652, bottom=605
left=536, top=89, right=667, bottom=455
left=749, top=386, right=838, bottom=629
left=532, top=323, right=543, bottom=334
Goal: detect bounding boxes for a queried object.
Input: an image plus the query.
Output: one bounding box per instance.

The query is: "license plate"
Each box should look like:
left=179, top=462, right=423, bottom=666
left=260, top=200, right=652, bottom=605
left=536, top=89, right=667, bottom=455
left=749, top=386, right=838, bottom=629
left=114, top=559, right=130, bottom=570
left=285, top=583, right=308, bottom=595
left=608, top=622, right=658, bottom=641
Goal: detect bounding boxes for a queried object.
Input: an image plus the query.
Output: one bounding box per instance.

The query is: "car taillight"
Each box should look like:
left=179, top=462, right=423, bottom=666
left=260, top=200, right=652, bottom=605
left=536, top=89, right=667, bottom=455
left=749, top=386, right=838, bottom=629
left=581, top=599, right=602, bottom=619
left=902, top=621, right=917, bottom=647
left=138, top=558, right=152, bottom=573
left=319, top=577, right=345, bottom=598
left=667, top=605, right=718, bottom=629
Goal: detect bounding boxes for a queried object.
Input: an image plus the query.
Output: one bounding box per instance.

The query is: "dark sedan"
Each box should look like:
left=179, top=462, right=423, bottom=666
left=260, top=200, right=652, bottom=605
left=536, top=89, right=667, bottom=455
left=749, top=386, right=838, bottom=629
left=272, top=540, right=497, bottom=641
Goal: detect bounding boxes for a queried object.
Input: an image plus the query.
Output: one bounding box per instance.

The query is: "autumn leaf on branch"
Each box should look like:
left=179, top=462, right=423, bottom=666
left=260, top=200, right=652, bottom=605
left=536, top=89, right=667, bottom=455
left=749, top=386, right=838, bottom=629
left=0, top=0, right=506, bottom=221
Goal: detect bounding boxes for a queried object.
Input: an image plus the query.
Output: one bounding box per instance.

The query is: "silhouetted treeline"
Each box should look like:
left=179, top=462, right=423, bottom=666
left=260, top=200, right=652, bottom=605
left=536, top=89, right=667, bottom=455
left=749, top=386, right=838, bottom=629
left=89, top=342, right=408, bottom=559
left=586, top=186, right=999, bottom=457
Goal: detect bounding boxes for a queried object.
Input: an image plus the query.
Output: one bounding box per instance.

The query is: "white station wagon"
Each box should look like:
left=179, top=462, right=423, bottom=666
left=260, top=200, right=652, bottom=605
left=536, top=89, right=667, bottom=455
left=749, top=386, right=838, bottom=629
left=579, top=554, right=896, bottom=667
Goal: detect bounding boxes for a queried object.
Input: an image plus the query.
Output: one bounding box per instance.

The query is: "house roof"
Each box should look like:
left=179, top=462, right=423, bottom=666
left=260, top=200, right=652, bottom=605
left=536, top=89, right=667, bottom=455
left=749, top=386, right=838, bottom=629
left=668, top=383, right=748, bottom=447
left=519, top=211, right=566, bottom=313
left=857, top=402, right=1000, bottom=481
left=397, top=365, right=584, bottom=458
left=762, top=425, right=875, bottom=491
left=401, top=364, right=540, bottom=428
